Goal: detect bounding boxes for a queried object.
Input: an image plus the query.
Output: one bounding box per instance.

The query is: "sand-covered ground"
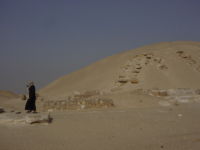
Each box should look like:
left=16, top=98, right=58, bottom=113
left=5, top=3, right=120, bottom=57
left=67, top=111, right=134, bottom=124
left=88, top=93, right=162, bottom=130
left=1, top=89, right=200, bottom=150
left=1, top=103, right=200, bottom=150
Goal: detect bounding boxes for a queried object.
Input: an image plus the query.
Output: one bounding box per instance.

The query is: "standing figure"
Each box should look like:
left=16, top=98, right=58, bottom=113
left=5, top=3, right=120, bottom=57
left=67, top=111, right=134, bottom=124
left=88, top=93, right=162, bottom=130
left=25, top=81, right=37, bottom=113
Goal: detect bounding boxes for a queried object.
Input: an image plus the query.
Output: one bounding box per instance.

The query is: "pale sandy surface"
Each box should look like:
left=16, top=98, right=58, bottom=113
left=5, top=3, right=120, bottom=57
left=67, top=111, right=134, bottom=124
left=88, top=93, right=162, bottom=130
left=1, top=103, right=200, bottom=150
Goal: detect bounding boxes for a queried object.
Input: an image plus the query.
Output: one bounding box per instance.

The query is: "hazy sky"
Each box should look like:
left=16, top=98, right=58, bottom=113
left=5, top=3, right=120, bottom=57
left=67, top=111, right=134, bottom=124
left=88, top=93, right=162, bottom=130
left=0, top=0, right=200, bottom=93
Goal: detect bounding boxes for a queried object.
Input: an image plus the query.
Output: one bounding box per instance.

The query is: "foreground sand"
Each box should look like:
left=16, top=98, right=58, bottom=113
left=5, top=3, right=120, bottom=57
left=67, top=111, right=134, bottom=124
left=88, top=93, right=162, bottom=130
left=1, top=103, right=200, bottom=150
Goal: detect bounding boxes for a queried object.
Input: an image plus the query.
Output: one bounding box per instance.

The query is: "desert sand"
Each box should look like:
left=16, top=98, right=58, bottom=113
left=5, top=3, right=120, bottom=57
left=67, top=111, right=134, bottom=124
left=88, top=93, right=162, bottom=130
left=1, top=41, right=200, bottom=150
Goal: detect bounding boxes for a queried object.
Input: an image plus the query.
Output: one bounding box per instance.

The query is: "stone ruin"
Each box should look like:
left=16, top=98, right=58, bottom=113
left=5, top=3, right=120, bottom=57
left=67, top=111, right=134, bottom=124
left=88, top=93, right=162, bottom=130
left=0, top=112, right=52, bottom=126
left=176, top=50, right=200, bottom=72
left=39, top=90, right=114, bottom=112
left=115, top=52, right=168, bottom=87
left=145, top=88, right=200, bottom=105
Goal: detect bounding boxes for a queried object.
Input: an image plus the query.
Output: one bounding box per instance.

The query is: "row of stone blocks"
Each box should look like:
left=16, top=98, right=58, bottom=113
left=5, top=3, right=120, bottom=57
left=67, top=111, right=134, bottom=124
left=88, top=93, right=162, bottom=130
left=41, top=97, right=114, bottom=111
left=145, top=88, right=200, bottom=97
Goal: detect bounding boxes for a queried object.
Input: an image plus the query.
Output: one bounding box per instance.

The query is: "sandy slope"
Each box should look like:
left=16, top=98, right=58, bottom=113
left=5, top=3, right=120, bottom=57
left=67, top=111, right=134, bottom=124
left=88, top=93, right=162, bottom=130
left=39, top=41, right=200, bottom=98
left=0, top=90, right=19, bottom=99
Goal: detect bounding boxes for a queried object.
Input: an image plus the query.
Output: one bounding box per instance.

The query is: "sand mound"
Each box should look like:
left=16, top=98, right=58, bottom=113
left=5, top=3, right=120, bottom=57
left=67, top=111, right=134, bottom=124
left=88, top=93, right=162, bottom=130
left=39, top=41, right=200, bottom=98
left=0, top=90, right=19, bottom=99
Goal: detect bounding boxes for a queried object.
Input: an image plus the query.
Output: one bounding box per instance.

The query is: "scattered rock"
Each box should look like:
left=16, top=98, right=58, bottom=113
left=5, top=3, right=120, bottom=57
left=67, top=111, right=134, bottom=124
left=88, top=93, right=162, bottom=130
left=176, top=50, right=184, bottom=54
left=188, top=59, right=196, bottom=65
left=37, top=97, right=44, bottom=102
left=195, top=89, right=200, bottom=95
left=20, top=94, right=27, bottom=100
left=146, top=56, right=152, bottom=59
left=130, top=78, right=139, bottom=84
left=182, top=54, right=190, bottom=59
left=159, top=101, right=171, bottom=107
left=168, top=89, right=196, bottom=96
left=158, top=64, right=168, bottom=70
left=67, top=96, right=72, bottom=100
left=153, top=57, right=162, bottom=63
left=73, top=91, right=81, bottom=96
left=178, top=114, right=183, bottom=117
left=145, top=61, right=149, bottom=65
left=0, top=113, right=53, bottom=126
left=119, top=75, right=126, bottom=78
left=111, top=87, right=122, bottom=92
left=118, top=79, right=129, bottom=83
left=136, top=66, right=142, bottom=70
left=174, top=100, right=179, bottom=106
left=25, top=113, right=52, bottom=124
left=42, top=97, right=114, bottom=112
left=132, top=70, right=140, bottom=73
left=158, top=91, right=168, bottom=96
left=150, top=90, right=168, bottom=97
left=36, top=93, right=40, bottom=98
left=175, top=96, right=190, bottom=103
left=196, top=66, right=200, bottom=72
left=74, top=90, right=100, bottom=98
left=0, top=108, right=5, bottom=113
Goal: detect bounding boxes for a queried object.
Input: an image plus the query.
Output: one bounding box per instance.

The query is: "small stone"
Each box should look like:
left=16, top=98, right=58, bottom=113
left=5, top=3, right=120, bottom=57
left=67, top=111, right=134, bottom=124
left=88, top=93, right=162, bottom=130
left=146, top=56, right=152, bottom=59
left=188, top=59, right=196, bottom=65
left=136, top=66, right=142, bottom=70
left=130, top=78, right=139, bottom=84
left=119, top=75, right=126, bottom=78
left=195, top=89, right=200, bottom=95
left=133, top=70, right=140, bottom=73
left=68, top=96, right=72, bottom=100
left=158, top=91, right=168, bottom=96
left=159, top=101, right=170, bottom=107
left=38, top=97, right=44, bottom=102
left=25, top=113, right=52, bottom=124
left=176, top=50, right=184, bottom=54
left=178, top=52, right=190, bottom=58
left=153, top=58, right=162, bottom=63
left=20, top=94, right=27, bottom=100
left=0, top=108, right=5, bottom=113
left=118, top=79, right=129, bottom=83
left=178, top=114, right=183, bottom=117
left=80, top=105, right=86, bottom=109
left=158, top=64, right=168, bottom=70
left=73, top=91, right=81, bottom=96
left=174, top=101, right=179, bottom=106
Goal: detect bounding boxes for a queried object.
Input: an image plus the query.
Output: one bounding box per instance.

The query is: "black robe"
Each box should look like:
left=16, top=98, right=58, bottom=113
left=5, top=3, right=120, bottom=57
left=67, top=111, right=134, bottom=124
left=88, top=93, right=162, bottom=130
left=25, top=85, right=36, bottom=111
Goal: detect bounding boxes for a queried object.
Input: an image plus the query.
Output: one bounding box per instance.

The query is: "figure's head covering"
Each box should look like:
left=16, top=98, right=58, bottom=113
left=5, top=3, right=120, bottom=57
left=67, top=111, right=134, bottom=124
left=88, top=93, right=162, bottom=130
left=26, top=81, right=34, bottom=87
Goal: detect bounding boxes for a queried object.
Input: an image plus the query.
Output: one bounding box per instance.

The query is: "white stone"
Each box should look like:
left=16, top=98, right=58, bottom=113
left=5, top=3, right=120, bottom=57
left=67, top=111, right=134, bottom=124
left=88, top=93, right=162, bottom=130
left=158, top=101, right=171, bottom=107
left=25, top=113, right=51, bottom=124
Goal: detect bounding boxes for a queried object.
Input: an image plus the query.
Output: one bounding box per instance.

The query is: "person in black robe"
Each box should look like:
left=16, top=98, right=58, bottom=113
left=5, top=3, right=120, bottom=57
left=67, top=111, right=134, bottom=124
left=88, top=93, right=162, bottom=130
left=25, top=81, right=37, bottom=113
